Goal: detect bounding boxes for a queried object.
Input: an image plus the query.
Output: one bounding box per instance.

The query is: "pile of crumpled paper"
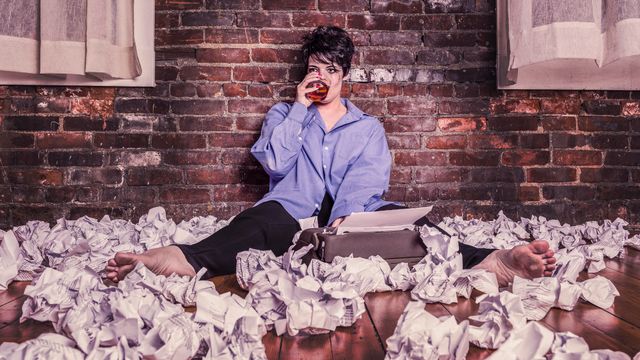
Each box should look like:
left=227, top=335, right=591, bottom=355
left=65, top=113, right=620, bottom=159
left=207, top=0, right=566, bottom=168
left=1, top=207, right=639, bottom=359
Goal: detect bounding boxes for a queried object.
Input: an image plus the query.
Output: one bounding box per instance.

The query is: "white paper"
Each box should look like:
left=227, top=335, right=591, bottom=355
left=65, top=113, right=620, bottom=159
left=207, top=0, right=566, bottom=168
left=336, top=206, right=432, bottom=234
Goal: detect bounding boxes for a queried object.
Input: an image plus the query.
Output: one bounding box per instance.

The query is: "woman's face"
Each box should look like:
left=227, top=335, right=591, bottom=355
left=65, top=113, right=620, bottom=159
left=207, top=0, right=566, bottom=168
left=306, top=54, right=345, bottom=104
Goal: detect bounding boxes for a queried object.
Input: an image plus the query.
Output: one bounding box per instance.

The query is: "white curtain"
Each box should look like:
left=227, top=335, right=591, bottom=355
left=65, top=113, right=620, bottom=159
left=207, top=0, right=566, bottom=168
left=507, top=0, right=640, bottom=84
left=0, top=0, right=141, bottom=80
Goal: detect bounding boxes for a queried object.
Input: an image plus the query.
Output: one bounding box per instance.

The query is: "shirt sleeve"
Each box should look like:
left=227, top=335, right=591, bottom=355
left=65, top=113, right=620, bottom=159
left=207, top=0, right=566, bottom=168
left=250, top=102, right=311, bottom=180
left=329, top=121, right=392, bottom=225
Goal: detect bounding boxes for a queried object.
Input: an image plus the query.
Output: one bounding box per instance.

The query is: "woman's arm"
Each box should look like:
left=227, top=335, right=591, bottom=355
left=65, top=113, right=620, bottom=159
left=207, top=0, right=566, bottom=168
left=329, top=122, right=392, bottom=225
left=251, top=102, right=311, bottom=180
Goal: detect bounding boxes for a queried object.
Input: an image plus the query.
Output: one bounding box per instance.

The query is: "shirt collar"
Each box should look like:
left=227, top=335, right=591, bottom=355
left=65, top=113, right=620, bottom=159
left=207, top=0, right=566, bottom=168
left=310, top=98, right=368, bottom=131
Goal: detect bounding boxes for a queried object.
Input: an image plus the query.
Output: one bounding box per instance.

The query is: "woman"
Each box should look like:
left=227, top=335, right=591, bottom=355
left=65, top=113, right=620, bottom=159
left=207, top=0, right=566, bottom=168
left=107, top=26, right=555, bottom=287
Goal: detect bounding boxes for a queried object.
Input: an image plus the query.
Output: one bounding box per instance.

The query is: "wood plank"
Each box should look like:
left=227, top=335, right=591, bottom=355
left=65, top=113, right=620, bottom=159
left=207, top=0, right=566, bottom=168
left=280, top=333, right=332, bottom=360
left=330, top=310, right=385, bottom=360
left=210, top=274, right=248, bottom=298
left=262, top=330, right=281, bottom=360
left=0, top=319, right=54, bottom=344
left=606, top=247, right=640, bottom=280
left=0, top=297, right=26, bottom=330
left=0, top=281, right=28, bottom=307
left=364, top=290, right=412, bottom=350
left=579, top=268, right=640, bottom=329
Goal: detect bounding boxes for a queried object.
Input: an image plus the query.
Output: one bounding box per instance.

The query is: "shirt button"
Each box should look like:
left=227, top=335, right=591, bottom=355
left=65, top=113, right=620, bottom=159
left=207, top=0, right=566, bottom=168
left=324, top=146, right=328, bottom=150
left=323, top=164, right=327, bottom=169
left=315, top=203, right=319, bottom=208
left=298, top=136, right=302, bottom=141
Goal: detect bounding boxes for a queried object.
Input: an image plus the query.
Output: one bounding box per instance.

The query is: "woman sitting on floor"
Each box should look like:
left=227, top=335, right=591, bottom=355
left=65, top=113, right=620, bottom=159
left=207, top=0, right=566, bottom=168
left=106, top=26, right=556, bottom=287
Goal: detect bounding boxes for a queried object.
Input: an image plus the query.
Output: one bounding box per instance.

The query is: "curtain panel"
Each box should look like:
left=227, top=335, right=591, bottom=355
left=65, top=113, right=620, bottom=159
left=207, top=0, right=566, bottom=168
left=0, top=0, right=141, bottom=80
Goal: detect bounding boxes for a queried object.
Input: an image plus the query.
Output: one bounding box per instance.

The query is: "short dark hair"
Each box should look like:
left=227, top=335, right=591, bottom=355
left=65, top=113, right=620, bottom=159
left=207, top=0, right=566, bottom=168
left=301, top=26, right=355, bottom=76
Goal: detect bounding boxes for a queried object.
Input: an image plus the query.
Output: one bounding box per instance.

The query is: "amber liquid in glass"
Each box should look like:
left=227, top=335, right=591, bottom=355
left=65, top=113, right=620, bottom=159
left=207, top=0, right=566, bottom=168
left=306, top=80, right=329, bottom=102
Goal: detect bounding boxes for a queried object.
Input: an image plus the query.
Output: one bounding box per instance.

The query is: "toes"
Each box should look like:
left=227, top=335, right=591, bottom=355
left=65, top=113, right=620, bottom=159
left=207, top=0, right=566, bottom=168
left=545, top=257, right=557, bottom=265
left=108, top=258, right=117, bottom=267
left=543, top=270, right=553, bottom=276
left=529, top=240, right=550, bottom=254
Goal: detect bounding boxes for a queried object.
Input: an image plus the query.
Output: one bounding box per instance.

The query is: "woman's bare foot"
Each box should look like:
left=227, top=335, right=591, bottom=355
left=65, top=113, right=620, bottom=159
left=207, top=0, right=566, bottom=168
left=105, top=245, right=196, bottom=282
left=473, top=240, right=556, bottom=287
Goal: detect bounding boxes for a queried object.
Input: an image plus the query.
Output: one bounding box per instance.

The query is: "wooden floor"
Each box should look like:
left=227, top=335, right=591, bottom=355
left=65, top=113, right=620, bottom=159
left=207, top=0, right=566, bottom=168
left=2, top=248, right=640, bottom=359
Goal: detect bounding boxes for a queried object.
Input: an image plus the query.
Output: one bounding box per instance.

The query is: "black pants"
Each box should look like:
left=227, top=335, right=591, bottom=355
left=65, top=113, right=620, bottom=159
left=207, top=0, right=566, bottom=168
left=178, top=200, right=495, bottom=277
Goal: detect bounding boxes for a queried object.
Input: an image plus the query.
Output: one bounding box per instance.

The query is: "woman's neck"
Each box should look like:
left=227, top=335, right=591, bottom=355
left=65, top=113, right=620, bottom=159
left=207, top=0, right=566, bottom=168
left=316, top=97, right=347, bottom=131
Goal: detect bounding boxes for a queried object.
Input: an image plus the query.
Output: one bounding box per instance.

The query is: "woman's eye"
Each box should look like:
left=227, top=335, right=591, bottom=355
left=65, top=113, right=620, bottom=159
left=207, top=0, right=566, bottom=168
left=328, top=69, right=336, bottom=73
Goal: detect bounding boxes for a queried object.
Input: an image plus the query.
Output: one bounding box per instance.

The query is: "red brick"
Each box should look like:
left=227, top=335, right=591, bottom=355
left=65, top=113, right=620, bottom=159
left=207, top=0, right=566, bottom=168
left=196, top=48, right=250, bottom=63
left=94, top=134, right=149, bottom=148
left=36, top=132, right=91, bottom=148
left=402, top=84, right=429, bottom=97
left=622, top=101, right=640, bottom=115
left=13, top=188, right=45, bottom=203
left=445, top=68, right=493, bottom=83
left=543, top=186, right=596, bottom=201
left=518, top=186, right=541, bottom=201
left=152, top=134, right=207, bottom=149
left=351, top=83, right=376, bottom=98
left=160, top=187, right=211, bottom=203
left=259, top=29, right=308, bottom=44
left=462, top=48, right=495, bottom=62
left=156, top=29, right=203, bottom=46
left=115, top=99, right=169, bottom=114
left=372, top=0, right=420, bottom=12
left=414, top=168, right=468, bottom=183
left=164, top=151, right=220, bottom=165
left=3, top=116, right=60, bottom=131
left=7, top=169, right=63, bottom=185
left=400, top=15, right=454, bottom=30
left=438, top=100, right=488, bottom=115
left=387, top=134, right=420, bottom=149
left=486, top=116, right=538, bottom=131
left=425, top=135, right=466, bottom=149
left=455, top=15, right=495, bottom=30
left=214, top=185, right=266, bottom=202
left=127, top=168, right=183, bottom=186
left=553, top=150, right=602, bottom=166
left=220, top=149, right=256, bottom=165
left=0, top=132, right=35, bottom=149
left=156, top=66, right=179, bottom=81
left=156, top=13, right=179, bottom=29
left=251, top=48, right=302, bottom=63
left=578, top=116, right=629, bottom=132
left=448, top=151, right=500, bottom=167
left=598, top=186, right=640, bottom=200
left=469, top=168, right=524, bottom=182
left=423, top=32, right=477, bottom=47
left=454, top=83, right=497, bottom=98
left=580, top=168, right=628, bottom=183
left=205, top=29, right=259, bottom=43
left=318, top=0, right=369, bottom=11
left=221, top=83, right=247, bottom=97
left=157, top=0, right=202, bottom=10
left=262, top=0, right=314, bottom=10
left=233, top=67, right=288, bottom=82
left=48, top=152, right=103, bottom=167
left=64, top=116, right=119, bottom=131
left=350, top=100, right=385, bottom=116
left=387, top=99, right=435, bottom=115
left=237, top=116, right=265, bottom=131
left=550, top=134, right=589, bottom=149
left=347, top=14, right=400, bottom=30
left=370, top=32, right=422, bottom=46
left=416, top=49, right=459, bottom=66
left=248, top=85, right=274, bottom=98
left=519, top=134, right=550, bottom=149
left=393, top=151, right=447, bottom=166
left=540, top=99, right=580, bottom=114
left=209, top=133, right=258, bottom=147
left=438, top=117, right=486, bottom=132
left=0, top=151, right=45, bottom=166
left=171, top=100, right=225, bottom=115
left=590, top=135, right=628, bottom=149
left=206, top=0, right=259, bottom=10
left=604, top=152, right=640, bottom=166
left=228, top=99, right=273, bottom=114
left=178, top=117, right=232, bottom=132
left=502, top=150, right=549, bottom=166
left=377, top=84, right=403, bottom=98
left=490, top=99, right=540, bottom=114
left=181, top=11, right=233, bottom=27
left=179, top=66, right=231, bottom=81
left=68, top=169, right=123, bottom=185
left=292, top=13, right=346, bottom=27
left=582, top=100, right=622, bottom=115
left=363, top=50, right=414, bottom=65
left=237, top=12, right=291, bottom=27
left=527, top=168, right=576, bottom=183
left=186, top=167, right=240, bottom=184
left=468, top=134, right=517, bottom=149
left=170, top=83, right=197, bottom=97
left=390, top=167, right=412, bottom=184
left=541, top=116, right=576, bottom=131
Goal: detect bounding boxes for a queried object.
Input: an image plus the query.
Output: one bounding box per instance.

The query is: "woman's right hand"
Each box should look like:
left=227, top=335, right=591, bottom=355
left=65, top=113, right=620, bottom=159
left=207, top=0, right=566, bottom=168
left=295, top=71, right=325, bottom=108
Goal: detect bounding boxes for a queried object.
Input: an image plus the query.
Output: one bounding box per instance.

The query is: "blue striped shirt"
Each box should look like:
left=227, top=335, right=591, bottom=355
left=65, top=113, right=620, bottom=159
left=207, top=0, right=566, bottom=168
left=251, top=98, right=393, bottom=225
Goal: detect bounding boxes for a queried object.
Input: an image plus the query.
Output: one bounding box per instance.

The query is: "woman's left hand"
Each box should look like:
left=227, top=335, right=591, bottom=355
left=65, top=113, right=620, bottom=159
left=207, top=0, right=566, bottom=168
left=330, top=217, right=346, bottom=227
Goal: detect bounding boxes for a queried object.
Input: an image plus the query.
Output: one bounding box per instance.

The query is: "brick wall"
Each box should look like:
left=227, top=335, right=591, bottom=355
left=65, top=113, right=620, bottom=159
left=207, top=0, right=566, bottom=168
left=1, top=0, right=639, bottom=229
